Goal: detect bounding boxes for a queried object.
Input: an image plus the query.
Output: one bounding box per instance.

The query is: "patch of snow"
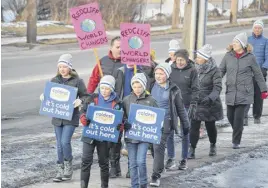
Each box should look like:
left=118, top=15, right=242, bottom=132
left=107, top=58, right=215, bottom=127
left=223, top=10, right=231, bottom=17
left=208, top=3, right=215, bottom=11
left=1, top=21, right=64, bottom=28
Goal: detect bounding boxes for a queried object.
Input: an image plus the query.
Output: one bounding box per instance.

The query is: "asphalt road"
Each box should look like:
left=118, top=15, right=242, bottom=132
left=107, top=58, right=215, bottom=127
left=1, top=27, right=268, bottom=142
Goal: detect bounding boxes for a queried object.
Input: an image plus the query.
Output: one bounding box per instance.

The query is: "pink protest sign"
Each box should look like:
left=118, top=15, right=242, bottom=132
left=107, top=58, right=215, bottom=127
left=120, top=23, right=151, bottom=66
left=70, top=3, right=108, bottom=50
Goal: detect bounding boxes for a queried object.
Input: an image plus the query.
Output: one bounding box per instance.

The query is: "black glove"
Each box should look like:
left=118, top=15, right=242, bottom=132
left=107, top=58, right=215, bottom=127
left=124, top=122, right=132, bottom=131
left=261, top=68, right=267, bottom=78
left=188, top=102, right=197, bottom=119
left=201, top=96, right=211, bottom=106
left=116, top=124, right=124, bottom=131
left=183, top=127, right=189, bottom=136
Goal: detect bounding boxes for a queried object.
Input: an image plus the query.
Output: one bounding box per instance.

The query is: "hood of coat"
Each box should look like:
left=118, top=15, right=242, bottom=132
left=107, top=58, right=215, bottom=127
left=226, top=43, right=253, bottom=53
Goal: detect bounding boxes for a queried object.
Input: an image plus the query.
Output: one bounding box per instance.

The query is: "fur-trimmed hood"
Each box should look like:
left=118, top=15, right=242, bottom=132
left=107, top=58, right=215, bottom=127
left=226, top=43, right=253, bottom=53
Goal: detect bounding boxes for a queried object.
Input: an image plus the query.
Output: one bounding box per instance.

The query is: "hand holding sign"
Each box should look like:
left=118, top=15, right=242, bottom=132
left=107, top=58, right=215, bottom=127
left=40, top=93, right=44, bottom=101
left=73, top=98, right=82, bottom=108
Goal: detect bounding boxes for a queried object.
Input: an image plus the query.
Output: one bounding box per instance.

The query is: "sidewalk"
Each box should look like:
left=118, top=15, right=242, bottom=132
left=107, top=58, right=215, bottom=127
left=2, top=16, right=268, bottom=45
left=24, top=116, right=268, bottom=188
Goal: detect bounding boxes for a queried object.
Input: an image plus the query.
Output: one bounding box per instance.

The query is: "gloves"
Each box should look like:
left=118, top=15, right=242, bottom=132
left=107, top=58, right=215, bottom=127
left=73, top=99, right=82, bottom=108
left=116, top=124, right=124, bottom=132
left=80, top=113, right=90, bottom=126
left=183, top=127, right=189, bottom=136
left=40, top=93, right=44, bottom=101
left=261, top=68, right=267, bottom=78
left=201, top=96, right=211, bottom=106
left=188, top=102, right=197, bottom=119
left=261, top=91, right=268, bottom=99
left=124, top=122, right=132, bottom=131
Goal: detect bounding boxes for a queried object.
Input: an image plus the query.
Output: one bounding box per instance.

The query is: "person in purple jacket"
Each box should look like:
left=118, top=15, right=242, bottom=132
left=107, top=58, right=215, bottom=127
left=244, top=20, right=268, bottom=126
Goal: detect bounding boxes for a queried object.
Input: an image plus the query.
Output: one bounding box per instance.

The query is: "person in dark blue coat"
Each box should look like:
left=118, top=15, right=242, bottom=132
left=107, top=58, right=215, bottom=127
left=244, top=20, right=268, bottom=125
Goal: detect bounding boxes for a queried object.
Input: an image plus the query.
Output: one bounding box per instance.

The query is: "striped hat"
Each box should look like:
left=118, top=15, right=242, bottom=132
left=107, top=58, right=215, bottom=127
left=155, top=62, right=172, bottom=78
left=131, top=73, right=147, bottom=91
left=100, top=75, right=115, bottom=92
left=253, top=19, right=264, bottom=29
left=196, top=44, right=212, bottom=60
left=58, top=54, right=73, bottom=69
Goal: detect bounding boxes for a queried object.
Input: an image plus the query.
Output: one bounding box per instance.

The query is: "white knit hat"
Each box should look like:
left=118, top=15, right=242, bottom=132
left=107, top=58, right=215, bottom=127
left=197, top=44, right=212, bottom=60
left=253, top=19, right=264, bottom=29
left=168, top=39, right=180, bottom=53
left=58, top=54, right=73, bottom=69
left=234, top=32, right=248, bottom=48
left=155, top=62, right=172, bottom=79
left=131, top=73, right=147, bottom=91
left=100, top=75, right=116, bottom=92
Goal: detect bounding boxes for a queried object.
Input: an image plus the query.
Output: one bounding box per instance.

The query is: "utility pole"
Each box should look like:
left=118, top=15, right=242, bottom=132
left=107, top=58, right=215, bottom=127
left=197, top=0, right=208, bottom=49
left=172, top=0, right=180, bottom=29
left=26, top=0, right=37, bottom=43
left=230, top=0, right=238, bottom=24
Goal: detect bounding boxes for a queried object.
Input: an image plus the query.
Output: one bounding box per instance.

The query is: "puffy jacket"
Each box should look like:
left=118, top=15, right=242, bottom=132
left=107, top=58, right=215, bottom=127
left=248, top=34, right=268, bottom=69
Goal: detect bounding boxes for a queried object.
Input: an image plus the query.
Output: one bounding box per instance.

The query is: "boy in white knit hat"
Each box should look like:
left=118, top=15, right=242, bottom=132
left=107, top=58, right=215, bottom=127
left=244, top=20, right=268, bottom=125
left=165, top=39, right=180, bottom=65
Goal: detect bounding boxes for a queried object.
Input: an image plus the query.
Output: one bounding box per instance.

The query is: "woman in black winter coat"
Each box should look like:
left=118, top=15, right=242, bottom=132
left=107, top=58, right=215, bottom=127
left=188, top=44, right=223, bottom=159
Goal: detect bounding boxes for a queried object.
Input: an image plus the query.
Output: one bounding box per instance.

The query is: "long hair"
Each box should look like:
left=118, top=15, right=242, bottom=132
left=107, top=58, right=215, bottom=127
left=56, top=68, right=78, bottom=77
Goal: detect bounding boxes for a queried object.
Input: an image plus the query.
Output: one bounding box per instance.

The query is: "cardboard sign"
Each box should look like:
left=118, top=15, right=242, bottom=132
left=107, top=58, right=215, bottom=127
left=82, top=104, right=124, bottom=143
left=125, top=104, right=165, bottom=144
left=120, top=23, right=151, bottom=66
left=39, top=82, right=78, bottom=120
left=70, top=2, right=108, bottom=50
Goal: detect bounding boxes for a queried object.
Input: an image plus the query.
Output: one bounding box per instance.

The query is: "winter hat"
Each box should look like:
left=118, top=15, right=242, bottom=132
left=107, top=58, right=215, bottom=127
left=155, top=62, right=172, bottom=78
left=253, top=19, right=264, bottom=29
left=234, top=32, right=248, bottom=48
left=100, top=75, right=116, bottom=92
left=168, top=39, right=180, bottom=53
left=131, top=73, right=147, bottom=91
left=58, top=54, right=73, bottom=69
left=174, top=49, right=189, bottom=62
left=196, top=44, right=212, bottom=60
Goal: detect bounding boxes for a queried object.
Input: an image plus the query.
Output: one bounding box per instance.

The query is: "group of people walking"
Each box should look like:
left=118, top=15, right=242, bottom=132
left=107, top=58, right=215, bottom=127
left=40, top=19, right=268, bottom=188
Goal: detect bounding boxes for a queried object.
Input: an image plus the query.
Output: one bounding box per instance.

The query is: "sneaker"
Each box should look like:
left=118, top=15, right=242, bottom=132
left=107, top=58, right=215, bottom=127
left=232, top=143, right=240, bottom=149
left=243, top=117, right=248, bottom=126
left=165, top=158, right=176, bottom=169
left=178, top=159, right=187, bottom=170
left=150, top=177, right=160, bottom=187
left=254, top=118, right=261, bottom=124
left=209, top=143, right=217, bottom=156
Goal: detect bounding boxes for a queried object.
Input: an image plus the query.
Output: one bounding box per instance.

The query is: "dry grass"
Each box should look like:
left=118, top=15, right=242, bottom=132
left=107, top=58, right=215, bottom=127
left=1, top=25, right=74, bottom=37
left=38, top=38, right=78, bottom=45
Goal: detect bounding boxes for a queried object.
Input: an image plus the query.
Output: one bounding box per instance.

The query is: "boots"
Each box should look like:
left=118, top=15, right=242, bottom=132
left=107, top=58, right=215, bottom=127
left=109, top=162, right=117, bottom=178
left=209, top=143, right=217, bottom=156
left=188, top=146, right=195, bottom=159
left=62, top=159, right=73, bottom=181
left=53, top=163, right=64, bottom=182
left=126, top=168, right=130, bottom=178
left=115, top=161, right=122, bottom=177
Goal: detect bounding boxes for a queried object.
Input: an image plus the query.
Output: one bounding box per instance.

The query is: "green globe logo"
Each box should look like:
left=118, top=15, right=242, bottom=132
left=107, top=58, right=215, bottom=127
left=128, top=36, right=143, bottom=49
left=81, top=19, right=96, bottom=32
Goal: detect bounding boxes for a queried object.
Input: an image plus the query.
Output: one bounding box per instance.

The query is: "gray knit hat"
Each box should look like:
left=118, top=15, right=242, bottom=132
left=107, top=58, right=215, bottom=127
left=197, top=44, right=212, bottom=60
left=58, top=54, right=73, bottom=69
left=131, top=73, right=147, bottom=91
left=253, top=19, right=264, bottom=29
left=168, top=39, right=180, bottom=53
left=100, top=75, right=116, bottom=92
left=155, top=62, right=172, bottom=78
left=234, top=32, right=248, bottom=48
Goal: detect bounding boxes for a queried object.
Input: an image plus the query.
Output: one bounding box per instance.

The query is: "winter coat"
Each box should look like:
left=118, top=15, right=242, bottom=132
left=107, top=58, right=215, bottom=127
left=51, top=71, right=87, bottom=127
left=248, top=34, right=268, bottom=69
left=122, top=92, right=158, bottom=144
left=81, top=93, right=122, bottom=144
left=194, top=58, right=223, bottom=122
left=150, top=81, right=190, bottom=134
left=219, top=45, right=267, bottom=105
left=114, top=67, right=151, bottom=100
left=170, top=60, right=200, bottom=107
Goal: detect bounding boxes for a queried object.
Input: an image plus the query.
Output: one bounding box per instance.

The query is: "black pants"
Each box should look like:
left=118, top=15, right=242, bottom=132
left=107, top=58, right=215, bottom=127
left=245, top=78, right=265, bottom=119
left=190, top=120, right=217, bottom=148
left=227, top=105, right=247, bottom=145
left=81, top=141, right=109, bottom=188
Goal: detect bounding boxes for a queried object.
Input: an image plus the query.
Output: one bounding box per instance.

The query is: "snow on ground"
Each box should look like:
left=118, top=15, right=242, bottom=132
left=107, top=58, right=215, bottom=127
left=1, top=21, right=65, bottom=28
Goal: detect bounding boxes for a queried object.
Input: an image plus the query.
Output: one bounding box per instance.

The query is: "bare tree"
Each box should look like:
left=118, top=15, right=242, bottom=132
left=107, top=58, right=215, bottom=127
left=2, top=0, right=27, bottom=18
left=26, top=0, right=37, bottom=43
left=172, top=0, right=180, bottom=29
left=230, top=0, right=238, bottom=24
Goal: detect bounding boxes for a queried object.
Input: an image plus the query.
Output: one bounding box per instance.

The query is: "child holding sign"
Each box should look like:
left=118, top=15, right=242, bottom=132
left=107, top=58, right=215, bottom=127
left=40, top=54, right=87, bottom=182
left=122, top=73, right=158, bottom=188
left=80, top=75, right=123, bottom=188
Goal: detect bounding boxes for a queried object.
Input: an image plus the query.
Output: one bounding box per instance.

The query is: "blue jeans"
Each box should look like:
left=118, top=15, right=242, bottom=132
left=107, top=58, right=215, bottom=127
left=166, top=107, right=189, bottom=160
left=54, top=125, right=76, bottom=163
left=127, top=142, right=149, bottom=188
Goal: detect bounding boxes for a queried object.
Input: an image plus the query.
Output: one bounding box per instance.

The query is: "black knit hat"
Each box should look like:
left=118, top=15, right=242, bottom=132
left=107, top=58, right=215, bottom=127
left=174, top=49, right=189, bottom=62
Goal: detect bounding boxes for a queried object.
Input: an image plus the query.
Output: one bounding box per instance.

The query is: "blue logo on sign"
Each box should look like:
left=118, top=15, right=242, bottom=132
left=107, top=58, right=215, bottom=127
left=81, top=19, right=96, bottom=32
left=128, top=36, right=143, bottom=49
